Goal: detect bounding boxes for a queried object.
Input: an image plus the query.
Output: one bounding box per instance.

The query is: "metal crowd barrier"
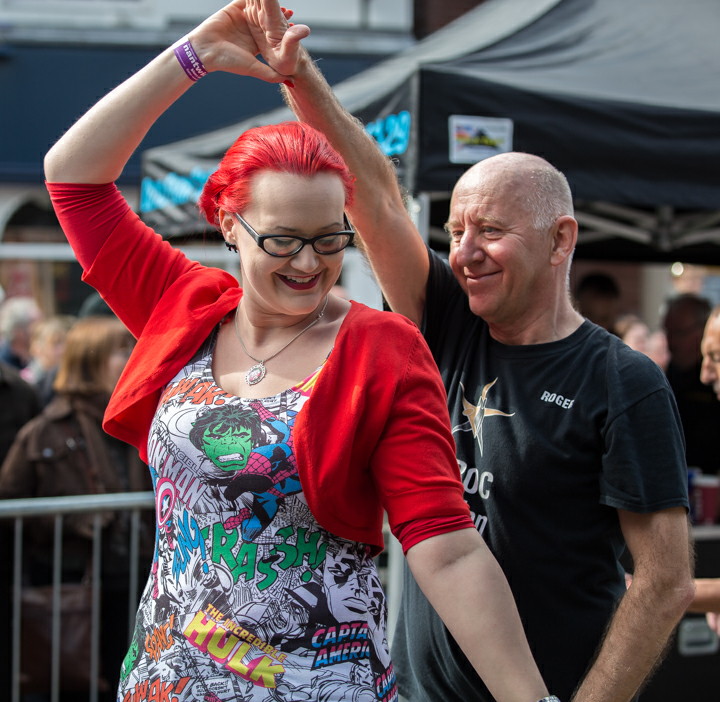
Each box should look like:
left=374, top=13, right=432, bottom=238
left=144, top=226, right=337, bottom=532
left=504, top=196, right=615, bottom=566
left=0, top=491, right=155, bottom=702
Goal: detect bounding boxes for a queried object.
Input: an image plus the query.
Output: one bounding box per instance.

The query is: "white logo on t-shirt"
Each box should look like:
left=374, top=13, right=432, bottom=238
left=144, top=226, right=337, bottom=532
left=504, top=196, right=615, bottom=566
left=540, top=390, right=575, bottom=409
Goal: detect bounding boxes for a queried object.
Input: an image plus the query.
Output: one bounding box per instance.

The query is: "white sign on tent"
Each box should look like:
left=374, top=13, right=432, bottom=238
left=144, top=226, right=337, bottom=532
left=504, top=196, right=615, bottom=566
left=448, top=115, right=513, bottom=164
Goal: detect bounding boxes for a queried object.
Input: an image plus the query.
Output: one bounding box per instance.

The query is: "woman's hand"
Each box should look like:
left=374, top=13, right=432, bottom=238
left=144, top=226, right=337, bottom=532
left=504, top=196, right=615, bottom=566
left=190, top=0, right=310, bottom=82
left=44, top=0, right=311, bottom=184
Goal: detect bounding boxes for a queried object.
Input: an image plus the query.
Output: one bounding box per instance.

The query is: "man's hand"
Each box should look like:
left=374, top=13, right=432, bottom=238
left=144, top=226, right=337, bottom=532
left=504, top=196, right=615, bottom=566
left=245, top=0, right=310, bottom=77
left=188, top=0, right=310, bottom=83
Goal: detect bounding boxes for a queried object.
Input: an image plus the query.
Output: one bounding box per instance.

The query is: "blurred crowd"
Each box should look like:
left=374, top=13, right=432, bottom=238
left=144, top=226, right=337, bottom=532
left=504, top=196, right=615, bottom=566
left=0, top=291, right=152, bottom=700
left=575, top=272, right=720, bottom=477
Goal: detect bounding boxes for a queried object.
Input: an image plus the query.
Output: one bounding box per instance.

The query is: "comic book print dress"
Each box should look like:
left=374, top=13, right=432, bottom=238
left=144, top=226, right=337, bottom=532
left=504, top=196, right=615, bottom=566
left=118, top=334, right=398, bottom=702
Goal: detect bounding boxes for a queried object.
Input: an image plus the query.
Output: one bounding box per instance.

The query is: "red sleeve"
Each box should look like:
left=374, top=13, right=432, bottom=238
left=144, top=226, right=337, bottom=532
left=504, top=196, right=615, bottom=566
left=45, top=182, right=132, bottom=270
left=394, top=516, right=475, bottom=554
left=291, top=307, right=473, bottom=554
left=370, top=331, right=474, bottom=548
left=47, top=181, right=199, bottom=338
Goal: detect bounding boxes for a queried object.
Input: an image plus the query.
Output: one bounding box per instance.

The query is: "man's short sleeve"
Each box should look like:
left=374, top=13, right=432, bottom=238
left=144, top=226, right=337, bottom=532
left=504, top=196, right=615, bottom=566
left=600, top=347, right=689, bottom=513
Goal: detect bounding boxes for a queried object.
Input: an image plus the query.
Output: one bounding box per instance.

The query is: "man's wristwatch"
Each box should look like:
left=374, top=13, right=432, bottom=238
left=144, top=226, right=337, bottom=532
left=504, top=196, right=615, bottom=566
left=537, top=697, right=561, bottom=702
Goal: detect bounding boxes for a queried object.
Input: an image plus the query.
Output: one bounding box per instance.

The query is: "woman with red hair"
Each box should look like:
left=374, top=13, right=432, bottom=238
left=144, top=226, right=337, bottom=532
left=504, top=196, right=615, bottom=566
left=43, top=2, right=554, bottom=701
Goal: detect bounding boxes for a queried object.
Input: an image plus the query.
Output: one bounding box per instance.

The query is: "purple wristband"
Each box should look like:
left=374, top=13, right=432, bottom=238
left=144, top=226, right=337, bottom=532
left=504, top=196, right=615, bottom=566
left=172, top=36, right=208, bottom=82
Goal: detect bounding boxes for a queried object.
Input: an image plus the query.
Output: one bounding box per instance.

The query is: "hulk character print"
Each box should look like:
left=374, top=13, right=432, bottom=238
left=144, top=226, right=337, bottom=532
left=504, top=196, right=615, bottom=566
left=191, top=405, right=262, bottom=473
left=189, top=401, right=301, bottom=542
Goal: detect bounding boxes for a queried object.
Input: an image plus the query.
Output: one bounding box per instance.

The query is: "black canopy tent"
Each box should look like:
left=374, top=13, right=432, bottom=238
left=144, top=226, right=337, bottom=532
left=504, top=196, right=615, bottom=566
left=140, top=0, right=720, bottom=263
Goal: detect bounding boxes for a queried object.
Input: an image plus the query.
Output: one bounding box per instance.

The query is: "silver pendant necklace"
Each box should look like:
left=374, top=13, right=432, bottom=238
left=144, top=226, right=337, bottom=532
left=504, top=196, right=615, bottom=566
left=233, top=296, right=329, bottom=386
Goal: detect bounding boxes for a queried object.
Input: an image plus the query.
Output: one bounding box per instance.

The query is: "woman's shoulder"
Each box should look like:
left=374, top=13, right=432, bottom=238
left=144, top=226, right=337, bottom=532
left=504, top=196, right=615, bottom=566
left=333, top=302, right=429, bottom=378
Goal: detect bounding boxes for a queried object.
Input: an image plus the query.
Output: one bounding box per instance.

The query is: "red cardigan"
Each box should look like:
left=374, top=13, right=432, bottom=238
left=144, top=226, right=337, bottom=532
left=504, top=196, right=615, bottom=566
left=48, top=182, right=473, bottom=555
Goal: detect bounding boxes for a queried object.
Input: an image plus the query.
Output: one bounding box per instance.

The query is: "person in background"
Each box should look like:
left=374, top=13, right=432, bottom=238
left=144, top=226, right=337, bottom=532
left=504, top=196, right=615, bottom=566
left=681, top=306, right=720, bottom=631
left=0, top=316, right=151, bottom=699
left=40, top=2, right=555, bottom=700
left=21, top=315, right=76, bottom=406
left=615, top=313, right=670, bottom=371
left=0, top=361, right=41, bottom=465
left=700, top=305, right=720, bottom=402
left=0, top=295, right=43, bottom=370
left=574, top=272, right=621, bottom=334
left=272, top=5, right=695, bottom=700
left=0, top=361, right=41, bottom=698
left=646, top=326, right=671, bottom=373
left=663, top=293, right=720, bottom=474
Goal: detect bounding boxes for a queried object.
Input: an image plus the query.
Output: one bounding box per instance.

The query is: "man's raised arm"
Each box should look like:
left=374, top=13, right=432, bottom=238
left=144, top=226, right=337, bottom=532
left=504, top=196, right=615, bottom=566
left=282, top=51, right=429, bottom=325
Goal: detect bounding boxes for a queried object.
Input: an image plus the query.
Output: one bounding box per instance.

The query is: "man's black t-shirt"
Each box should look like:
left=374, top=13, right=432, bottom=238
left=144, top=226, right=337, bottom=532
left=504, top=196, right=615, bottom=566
left=391, top=250, right=689, bottom=702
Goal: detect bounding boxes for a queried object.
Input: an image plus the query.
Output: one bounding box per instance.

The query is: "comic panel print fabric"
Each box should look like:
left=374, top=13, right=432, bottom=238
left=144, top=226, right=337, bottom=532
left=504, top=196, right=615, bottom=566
left=119, top=339, right=398, bottom=702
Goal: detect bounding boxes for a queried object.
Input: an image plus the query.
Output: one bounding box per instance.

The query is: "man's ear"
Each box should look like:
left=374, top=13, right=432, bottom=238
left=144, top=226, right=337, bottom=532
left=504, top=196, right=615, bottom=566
left=550, top=215, right=578, bottom=267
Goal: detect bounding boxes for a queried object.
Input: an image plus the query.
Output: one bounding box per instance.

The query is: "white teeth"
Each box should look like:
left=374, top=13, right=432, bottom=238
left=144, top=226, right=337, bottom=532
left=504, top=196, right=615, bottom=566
left=218, top=453, right=244, bottom=462
left=284, top=275, right=316, bottom=283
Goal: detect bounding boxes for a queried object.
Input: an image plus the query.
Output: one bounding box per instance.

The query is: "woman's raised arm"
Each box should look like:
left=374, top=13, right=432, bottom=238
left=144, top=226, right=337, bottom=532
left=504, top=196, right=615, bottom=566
left=43, top=0, right=308, bottom=184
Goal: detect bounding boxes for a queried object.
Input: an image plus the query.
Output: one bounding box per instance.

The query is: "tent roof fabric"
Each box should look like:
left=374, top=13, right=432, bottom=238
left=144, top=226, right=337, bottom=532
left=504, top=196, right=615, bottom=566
left=452, top=0, right=719, bottom=112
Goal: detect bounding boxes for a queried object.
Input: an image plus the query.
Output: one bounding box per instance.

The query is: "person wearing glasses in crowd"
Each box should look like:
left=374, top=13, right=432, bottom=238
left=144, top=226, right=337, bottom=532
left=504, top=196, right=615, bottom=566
left=42, top=2, right=558, bottom=701
left=686, top=306, right=720, bottom=633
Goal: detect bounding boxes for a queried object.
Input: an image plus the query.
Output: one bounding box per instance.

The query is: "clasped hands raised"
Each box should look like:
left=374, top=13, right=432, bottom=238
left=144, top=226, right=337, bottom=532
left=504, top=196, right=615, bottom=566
left=186, top=0, right=310, bottom=83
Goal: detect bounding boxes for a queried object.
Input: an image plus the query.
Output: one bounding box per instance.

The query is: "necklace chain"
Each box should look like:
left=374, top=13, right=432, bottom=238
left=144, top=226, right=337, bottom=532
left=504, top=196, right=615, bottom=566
left=233, top=296, right=329, bottom=386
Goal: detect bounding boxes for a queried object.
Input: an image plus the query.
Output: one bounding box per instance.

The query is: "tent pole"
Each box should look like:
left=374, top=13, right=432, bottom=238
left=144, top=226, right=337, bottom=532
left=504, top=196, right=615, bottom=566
left=409, top=193, right=431, bottom=244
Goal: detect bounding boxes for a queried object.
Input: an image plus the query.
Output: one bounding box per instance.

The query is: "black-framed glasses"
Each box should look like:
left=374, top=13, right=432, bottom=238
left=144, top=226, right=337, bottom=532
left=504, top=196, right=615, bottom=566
left=234, top=212, right=354, bottom=257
